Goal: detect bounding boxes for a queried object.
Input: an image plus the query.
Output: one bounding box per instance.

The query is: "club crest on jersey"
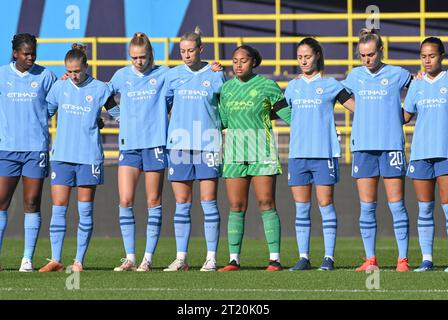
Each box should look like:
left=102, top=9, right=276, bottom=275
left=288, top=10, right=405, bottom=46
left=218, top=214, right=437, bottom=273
left=316, top=87, right=323, bottom=95
left=202, top=80, right=210, bottom=87
left=31, top=81, right=38, bottom=89
left=440, top=87, right=447, bottom=94
left=381, top=78, right=389, bottom=86
left=249, top=89, right=258, bottom=97
left=149, top=78, right=157, bottom=85
left=86, top=95, right=93, bottom=103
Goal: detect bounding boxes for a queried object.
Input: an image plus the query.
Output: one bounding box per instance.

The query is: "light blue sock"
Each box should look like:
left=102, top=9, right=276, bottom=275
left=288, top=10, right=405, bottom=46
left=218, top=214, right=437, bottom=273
left=201, top=200, right=220, bottom=253
left=119, top=207, right=135, bottom=255
left=442, top=204, right=448, bottom=237
left=388, top=200, right=409, bottom=259
left=23, top=212, right=41, bottom=260
left=0, top=211, right=7, bottom=256
left=418, top=201, right=435, bottom=256
left=145, top=205, right=162, bottom=254
left=319, top=204, right=337, bottom=258
left=295, top=202, right=311, bottom=256
left=76, top=202, right=94, bottom=263
left=174, top=202, right=192, bottom=253
left=359, top=201, right=377, bottom=258
left=50, top=206, right=67, bottom=262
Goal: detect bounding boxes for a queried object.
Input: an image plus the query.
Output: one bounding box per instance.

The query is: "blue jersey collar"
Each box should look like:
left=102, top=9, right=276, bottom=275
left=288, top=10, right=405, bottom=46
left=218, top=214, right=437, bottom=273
left=424, top=70, right=446, bottom=84
left=69, top=75, right=93, bottom=90
left=184, top=62, right=210, bottom=75
left=363, top=63, right=386, bottom=77
left=10, top=62, right=35, bottom=78
left=301, top=72, right=322, bottom=83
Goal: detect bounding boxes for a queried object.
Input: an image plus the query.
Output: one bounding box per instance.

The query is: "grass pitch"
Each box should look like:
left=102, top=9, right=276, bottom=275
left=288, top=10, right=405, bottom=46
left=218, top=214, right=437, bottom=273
left=0, top=237, right=448, bottom=300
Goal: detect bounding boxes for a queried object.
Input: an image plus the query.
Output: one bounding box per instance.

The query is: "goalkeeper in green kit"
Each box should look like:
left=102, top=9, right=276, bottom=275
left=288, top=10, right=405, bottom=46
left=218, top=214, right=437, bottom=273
left=217, top=45, right=291, bottom=272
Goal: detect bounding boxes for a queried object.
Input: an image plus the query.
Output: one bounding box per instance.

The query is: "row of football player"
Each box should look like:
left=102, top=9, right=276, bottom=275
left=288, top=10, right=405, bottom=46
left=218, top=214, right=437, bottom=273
left=0, top=27, right=447, bottom=273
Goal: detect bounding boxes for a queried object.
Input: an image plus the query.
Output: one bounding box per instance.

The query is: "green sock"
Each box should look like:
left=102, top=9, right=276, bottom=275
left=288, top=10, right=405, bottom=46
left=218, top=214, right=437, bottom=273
left=228, top=211, right=245, bottom=254
left=261, top=209, right=281, bottom=254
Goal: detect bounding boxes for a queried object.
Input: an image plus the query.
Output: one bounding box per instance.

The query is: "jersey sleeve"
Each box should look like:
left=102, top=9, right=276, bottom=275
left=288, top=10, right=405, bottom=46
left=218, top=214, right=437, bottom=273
left=399, top=67, right=412, bottom=89
left=341, top=69, right=356, bottom=94
left=163, top=69, right=175, bottom=99
left=214, top=71, right=226, bottom=94
left=46, top=80, right=61, bottom=106
left=108, top=69, right=122, bottom=94
left=266, top=79, right=284, bottom=105
left=218, top=84, right=228, bottom=129
left=99, top=84, right=113, bottom=107
left=403, top=81, right=417, bottom=113
left=43, top=70, right=58, bottom=94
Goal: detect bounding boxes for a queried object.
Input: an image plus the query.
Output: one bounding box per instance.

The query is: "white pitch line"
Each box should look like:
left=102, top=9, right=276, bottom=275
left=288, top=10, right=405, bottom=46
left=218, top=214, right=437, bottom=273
left=1, top=287, right=448, bottom=293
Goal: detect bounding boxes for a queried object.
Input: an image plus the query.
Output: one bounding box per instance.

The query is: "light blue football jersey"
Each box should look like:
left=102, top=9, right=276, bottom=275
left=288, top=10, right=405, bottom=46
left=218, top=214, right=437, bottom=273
left=108, top=65, right=170, bottom=150
left=342, top=64, right=411, bottom=152
left=404, top=71, right=448, bottom=160
left=0, top=62, right=57, bottom=151
left=165, top=63, right=225, bottom=152
left=285, top=73, right=344, bottom=158
left=46, top=76, right=111, bottom=165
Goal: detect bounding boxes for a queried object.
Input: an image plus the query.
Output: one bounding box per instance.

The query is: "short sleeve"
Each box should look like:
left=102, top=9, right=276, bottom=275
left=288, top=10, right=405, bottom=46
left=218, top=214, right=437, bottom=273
left=214, top=71, right=226, bottom=94
left=266, top=79, right=284, bottom=105
left=331, top=78, right=345, bottom=95
left=46, top=80, right=61, bottom=106
left=403, top=81, right=417, bottom=113
left=99, top=84, right=113, bottom=107
left=284, top=82, right=292, bottom=106
left=341, top=69, right=356, bottom=94
left=398, top=67, right=412, bottom=89
left=164, top=69, right=175, bottom=99
left=108, top=70, right=122, bottom=94
left=43, top=70, right=58, bottom=94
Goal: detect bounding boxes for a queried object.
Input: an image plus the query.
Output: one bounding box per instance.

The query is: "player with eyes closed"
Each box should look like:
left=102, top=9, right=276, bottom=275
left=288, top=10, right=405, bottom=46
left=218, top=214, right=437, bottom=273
left=163, top=27, right=225, bottom=272
left=285, top=37, right=354, bottom=271
left=38, top=44, right=115, bottom=272
left=342, top=28, right=413, bottom=272
left=403, top=37, right=448, bottom=272
left=218, top=45, right=291, bottom=272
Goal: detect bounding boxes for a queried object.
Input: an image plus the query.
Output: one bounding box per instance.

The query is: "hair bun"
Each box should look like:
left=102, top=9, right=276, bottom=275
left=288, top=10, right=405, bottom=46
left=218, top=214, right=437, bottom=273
left=71, top=43, right=87, bottom=52
left=194, top=26, right=202, bottom=36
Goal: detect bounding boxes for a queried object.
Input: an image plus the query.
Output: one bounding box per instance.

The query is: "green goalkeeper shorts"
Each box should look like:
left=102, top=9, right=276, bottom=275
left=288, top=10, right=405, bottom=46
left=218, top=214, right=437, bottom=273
left=223, top=161, right=282, bottom=178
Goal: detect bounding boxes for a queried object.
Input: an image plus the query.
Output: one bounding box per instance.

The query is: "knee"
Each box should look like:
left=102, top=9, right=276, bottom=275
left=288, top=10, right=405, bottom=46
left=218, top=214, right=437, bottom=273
left=317, top=199, right=333, bottom=208
left=23, top=196, right=41, bottom=213
left=119, top=199, right=134, bottom=208
left=257, top=199, right=275, bottom=211
left=146, top=191, right=162, bottom=207
left=229, top=202, right=247, bottom=213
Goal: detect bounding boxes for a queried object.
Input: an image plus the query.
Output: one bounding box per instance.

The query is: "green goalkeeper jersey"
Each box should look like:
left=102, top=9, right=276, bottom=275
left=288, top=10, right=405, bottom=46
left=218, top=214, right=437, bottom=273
left=219, top=75, right=284, bottom=164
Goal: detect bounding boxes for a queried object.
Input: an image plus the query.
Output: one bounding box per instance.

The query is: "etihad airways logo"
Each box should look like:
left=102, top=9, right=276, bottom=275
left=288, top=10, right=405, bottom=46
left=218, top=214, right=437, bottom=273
left=358, top=89, right=388, bottom=100
left=227, top=100, right=254, bottom=109
left=127, top=90, right=157, bottom=98
left=7, top=92, right=38, bottom=99
left=62, top=104, right=91, bottom=115
left=293, top=98, right=322, bottom=106
left=178, top=89, right=209, bottom=100
left=417, top=98, right=447, bottom=108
